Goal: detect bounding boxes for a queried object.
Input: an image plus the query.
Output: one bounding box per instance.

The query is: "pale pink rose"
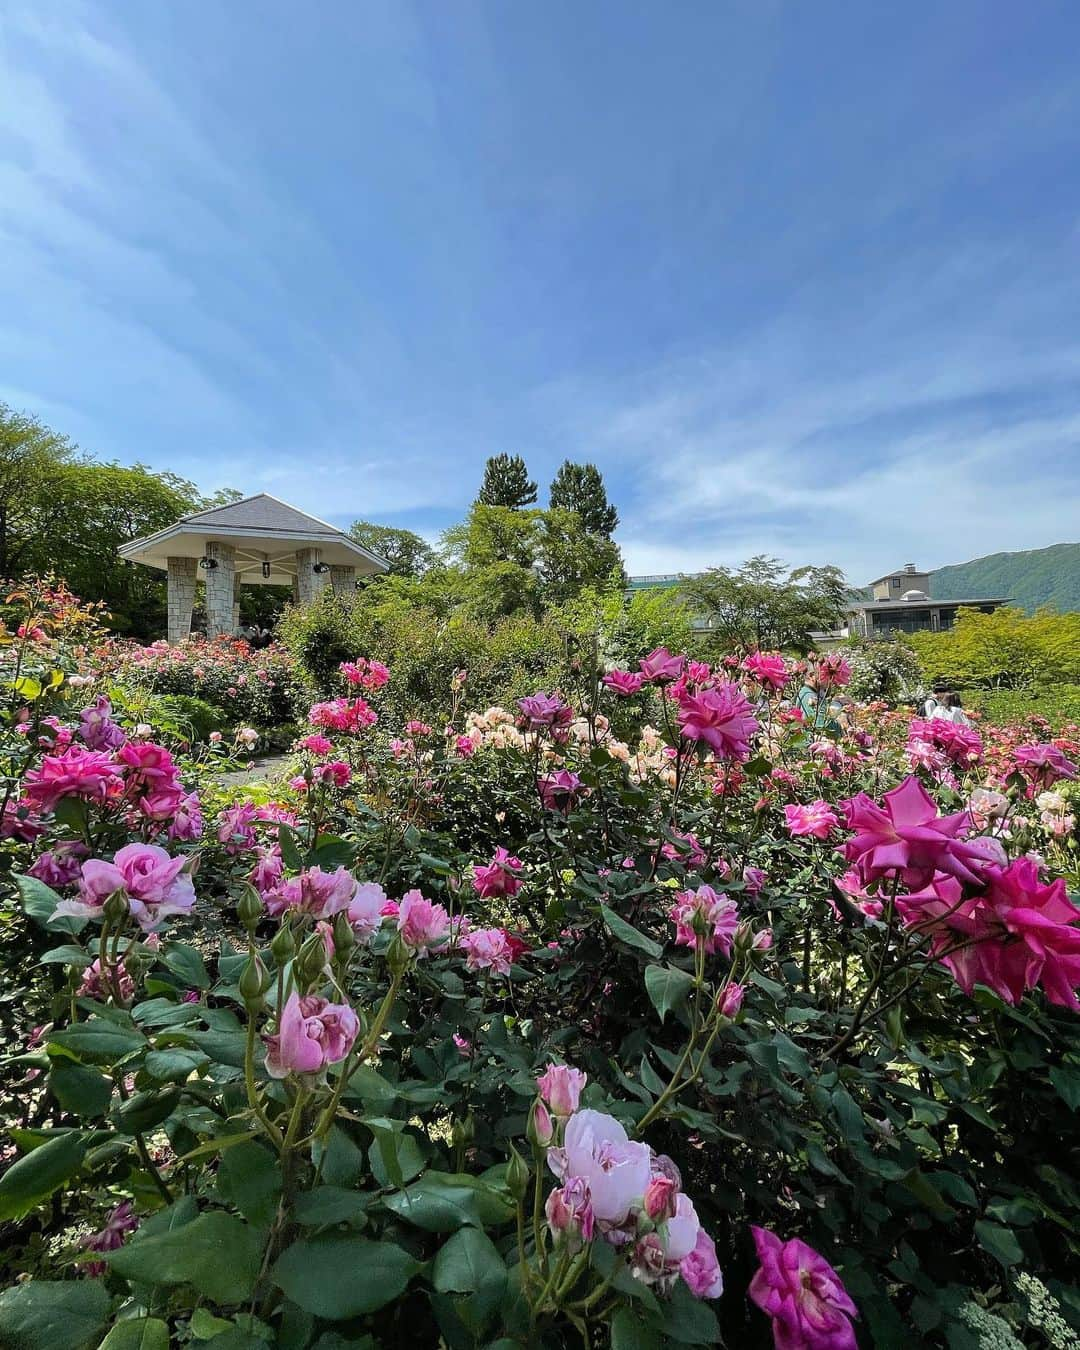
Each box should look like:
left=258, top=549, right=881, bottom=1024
left=264, top=991, right=359, bottom=1078
left=537, top=1063, right=587, bottom=1117
left=546, top=1110, right=650, bottom=1225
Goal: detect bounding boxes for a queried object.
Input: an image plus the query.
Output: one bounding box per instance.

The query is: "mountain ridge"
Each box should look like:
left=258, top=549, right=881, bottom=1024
left=927, top=542, right=1080, bottom=614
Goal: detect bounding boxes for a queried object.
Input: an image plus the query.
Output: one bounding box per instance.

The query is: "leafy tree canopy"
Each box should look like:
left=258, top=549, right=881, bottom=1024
left=348, top=520, right=436, bottom=577
left=680, top=555, right=848, bottom=653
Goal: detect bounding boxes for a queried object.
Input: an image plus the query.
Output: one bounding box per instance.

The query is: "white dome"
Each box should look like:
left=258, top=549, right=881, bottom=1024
left=901, top=588, right=928, bottom=601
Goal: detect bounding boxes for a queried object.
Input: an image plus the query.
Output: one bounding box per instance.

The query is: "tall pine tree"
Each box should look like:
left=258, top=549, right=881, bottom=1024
left=476, top=454, right=538, bottom=510
left=548, top=460, right=619, bottom=537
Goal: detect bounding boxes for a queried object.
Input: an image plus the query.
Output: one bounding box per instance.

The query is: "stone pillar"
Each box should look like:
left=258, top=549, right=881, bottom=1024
left=329, top=564, right=356, bottom=597
left=232, top=572, right=242, bottom=634
left=204, top=542, right=237, bottom=637
left=166, top=557, right=197, bottom=644
left=295, top=547, right=329, bottom=605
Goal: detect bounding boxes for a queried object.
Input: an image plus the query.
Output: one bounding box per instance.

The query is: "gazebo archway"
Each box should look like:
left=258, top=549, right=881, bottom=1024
left=118, top=493, right=388, bottom=642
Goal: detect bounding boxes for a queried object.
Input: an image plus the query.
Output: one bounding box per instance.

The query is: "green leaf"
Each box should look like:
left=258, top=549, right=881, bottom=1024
left=644, top=964, right=695, bottom=1023
left=162, top=941, right=211, bottom=990
left=610, top=1305, right=660, bottom=1348
left=974, top=1220, right=1023, bottom=1267
left=14, top=872, right=86, bottom=934
left=663, top=1279, right=722, bottom=1343
left=217, top=1141, right=282, bottom=1226
left=0, top=1280, right=108, bottom=1350
left=383, top=1172, right=515, bottom=1232
left=432, top=1226, right=507, bottom=1333
left=49, top=1018, right=146, bottom=1063
left=600, top=904, right=663, bottom=958
left=49, top=1062, right=113, bottom=1118
left=106, top=1209, right=264, bottom=1303
left=144, top=1047, right=209, bottom=1082
left=293, top=1186, right=369, bottom=1227
left=277, top=823, right=304, bottom=873
left=38, top=943, right=91, bottom=967
left=1049, top=1066, right=1080, bottom=1111
left=432, top=1226, right=504, bottom=1294
left=115, top=1087, right=181, bottom=1135
left=0, top=1129, right=88, bottom=1220
left=98, top=1318, right=171, bottom=1350
left=365, top=1118, right=427, bottom=1189
left=273, top=1235, right=418, bottom=1318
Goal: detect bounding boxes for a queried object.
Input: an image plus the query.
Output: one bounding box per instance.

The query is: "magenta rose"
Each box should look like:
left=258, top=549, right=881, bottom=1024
left=749, top=1227, right=857, bottom=1350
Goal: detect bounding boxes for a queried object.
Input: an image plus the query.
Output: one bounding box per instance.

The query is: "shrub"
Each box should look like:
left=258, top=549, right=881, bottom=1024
left=2, top=599, right=1080, bottom=1347
left=841, top=637, right=923, bottom=703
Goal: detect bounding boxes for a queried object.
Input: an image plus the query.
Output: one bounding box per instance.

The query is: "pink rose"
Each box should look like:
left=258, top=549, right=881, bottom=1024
left=459, top=926, right=514, bottom=975
left=639, top=647, right=686, bottom=685
left=263, top=866, right=357, bottom=920
left=472, top=846, right=524, bottom=899
left=397, top=890, right=451, bottom=957
left=603, top=670, right=645, bottom=696
left=537, top=1062, right=587, bottom=1117
left=264, top=991, right=359, bottom=1078
left=784, top=800, right=839, bottom=840
left=678, top=683, right=759, bottom=761
left=680, top=1227, right=724, bottom=1300
left=347, top=881, right=388, bottom=941
left=59, top=843, right=195, bottom=933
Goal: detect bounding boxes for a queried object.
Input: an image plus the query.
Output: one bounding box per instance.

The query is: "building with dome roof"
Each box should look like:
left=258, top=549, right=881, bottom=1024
left=844, top=563, right=1008, bottom=638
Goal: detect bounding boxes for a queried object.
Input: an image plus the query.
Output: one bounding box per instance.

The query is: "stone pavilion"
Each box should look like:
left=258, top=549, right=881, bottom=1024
left=118, top=493, right=388, bottom=643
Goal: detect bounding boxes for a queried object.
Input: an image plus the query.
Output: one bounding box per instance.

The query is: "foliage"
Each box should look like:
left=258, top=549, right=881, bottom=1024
left=348, top=520, right=436, bottom=578
left=965, top=684, right=1080, bottom=734
left=278, top=586, right=569, bottom=722
left=548, top=460, right=619, bottom=537
left=107, top=637, right=301, bottom=728
left=931, top=542, right=1080, bottom=616
left=475, top=452, right=538, bottom=510
left=680, top=556, right=849, bottom=654
left=3, top=583, right=1080, bottom=1347
left=0, top=402, right=243, bottom=640
left=441, top=504, right=624, bottom=618
left=908, top=607, right=1080, bottom=691
left=841, top=638, right=924, bottom=703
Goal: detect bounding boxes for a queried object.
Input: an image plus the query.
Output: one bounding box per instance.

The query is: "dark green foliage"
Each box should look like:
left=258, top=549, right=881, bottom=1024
left=548, top=460, right=619, bottom=536
left=475, top=453, right=538, bottom=510
left=0, top=401, right=243, bottom=639
left=348, top=520, right=436, bottom=577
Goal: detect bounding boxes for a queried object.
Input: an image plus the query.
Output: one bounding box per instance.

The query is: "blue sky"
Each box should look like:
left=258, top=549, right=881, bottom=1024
left=2, top=1, right=1079, bottom=582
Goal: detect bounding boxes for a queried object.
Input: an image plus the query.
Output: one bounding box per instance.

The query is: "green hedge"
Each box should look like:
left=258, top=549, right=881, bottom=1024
left=965, top=682, right=1080, bottom=730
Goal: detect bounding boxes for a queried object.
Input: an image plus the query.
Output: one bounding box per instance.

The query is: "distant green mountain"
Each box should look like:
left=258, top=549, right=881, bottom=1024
left=929, top=542, right=1080, bottom=614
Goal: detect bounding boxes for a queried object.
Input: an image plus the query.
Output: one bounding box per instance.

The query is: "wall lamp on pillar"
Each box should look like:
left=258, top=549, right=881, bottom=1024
left=261, top=560, right=272, bottom=579
left=312, top=561, right=331, bottom=574
left=199, top=556, right=219, bottom=571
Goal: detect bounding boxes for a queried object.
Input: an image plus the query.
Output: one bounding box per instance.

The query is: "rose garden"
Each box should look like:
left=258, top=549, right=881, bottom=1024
left=0, top=576, right=1079, bottom=1350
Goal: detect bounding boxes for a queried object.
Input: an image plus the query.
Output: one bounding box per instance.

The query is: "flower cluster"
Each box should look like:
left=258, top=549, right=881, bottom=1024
left=537, top=1068, right=724, bottom=1301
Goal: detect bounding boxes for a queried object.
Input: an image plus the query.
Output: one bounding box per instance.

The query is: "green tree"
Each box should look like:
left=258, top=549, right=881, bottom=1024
left=535, top=508, right=624, bottom=603
left=348, top=520, right=436, bottom=577
left=907, top=607, right=1080, bottom=690
left=0, top=403, right=78, bottom=579
left=475, top=454, right=537, bottom=510
left=548, top=460, right=619, bottom=536
left=681, top=555, right=848, bottom=652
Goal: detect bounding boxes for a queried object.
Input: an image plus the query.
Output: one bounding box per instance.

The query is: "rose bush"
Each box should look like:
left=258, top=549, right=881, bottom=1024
left=1, top=611, right=1079, bottom=1348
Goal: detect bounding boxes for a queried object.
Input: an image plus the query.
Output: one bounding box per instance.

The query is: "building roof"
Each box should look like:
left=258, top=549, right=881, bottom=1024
left=118, top=492, right=389, bottom=585
left=848, top=596, right=1008, bottom=612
